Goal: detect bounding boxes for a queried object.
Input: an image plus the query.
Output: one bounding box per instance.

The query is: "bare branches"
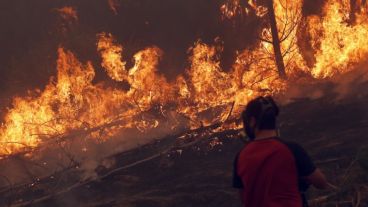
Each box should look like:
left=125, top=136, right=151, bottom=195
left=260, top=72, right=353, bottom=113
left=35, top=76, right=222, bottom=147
left=309, top=147, right=368, bottom=206
left=258, top=37, right=273, bottom=44
left=224, top=102, right=235, bottom=122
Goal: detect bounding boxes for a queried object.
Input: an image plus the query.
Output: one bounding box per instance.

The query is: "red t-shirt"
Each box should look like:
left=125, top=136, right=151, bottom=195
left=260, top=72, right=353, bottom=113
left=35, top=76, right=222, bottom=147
left=233, top=138, right=316, bottom=207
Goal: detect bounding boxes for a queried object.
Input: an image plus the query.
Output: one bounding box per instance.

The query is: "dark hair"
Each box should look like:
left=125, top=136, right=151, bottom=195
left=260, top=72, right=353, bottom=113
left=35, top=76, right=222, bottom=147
left=241, top=96, right=279, bottom=130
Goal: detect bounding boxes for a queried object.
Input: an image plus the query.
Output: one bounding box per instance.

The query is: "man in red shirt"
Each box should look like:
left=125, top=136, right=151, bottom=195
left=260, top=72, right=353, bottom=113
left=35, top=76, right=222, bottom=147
left=233, top=96, right=328, bottom=207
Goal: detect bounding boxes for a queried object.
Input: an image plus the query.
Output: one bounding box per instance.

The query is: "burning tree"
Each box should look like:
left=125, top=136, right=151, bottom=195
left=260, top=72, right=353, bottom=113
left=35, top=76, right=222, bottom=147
left=222, top=0, right=368, bottom=79
left=264, top=0, right=287, bottom=79
left=221, top=0, right=305, bottom=79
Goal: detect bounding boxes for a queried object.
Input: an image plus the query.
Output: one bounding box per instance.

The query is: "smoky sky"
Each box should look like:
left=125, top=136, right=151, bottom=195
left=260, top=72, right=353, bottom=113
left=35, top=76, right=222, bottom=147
left=0, top=0, right=323, bottom=109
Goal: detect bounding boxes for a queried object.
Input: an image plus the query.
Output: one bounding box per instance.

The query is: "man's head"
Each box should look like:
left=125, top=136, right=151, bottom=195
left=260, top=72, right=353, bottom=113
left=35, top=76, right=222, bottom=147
left=241, top=96, right=279, bottom=140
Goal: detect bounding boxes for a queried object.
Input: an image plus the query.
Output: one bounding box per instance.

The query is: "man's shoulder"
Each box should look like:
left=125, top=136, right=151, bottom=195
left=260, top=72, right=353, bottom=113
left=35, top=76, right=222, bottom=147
left=271, top=138, right=313, bottom=163
left=276, top=138, right=316, bottom=176
left=239, top=138, right=292, bottom=158
left=275, top=138, right=305, bottom=152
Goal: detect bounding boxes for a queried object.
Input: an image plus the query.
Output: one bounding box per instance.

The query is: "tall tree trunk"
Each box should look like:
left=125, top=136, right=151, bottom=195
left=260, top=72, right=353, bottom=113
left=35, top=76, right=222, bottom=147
left=349, top=0, right=357, bottom=25
left=266, top=0, right=287, bottom=79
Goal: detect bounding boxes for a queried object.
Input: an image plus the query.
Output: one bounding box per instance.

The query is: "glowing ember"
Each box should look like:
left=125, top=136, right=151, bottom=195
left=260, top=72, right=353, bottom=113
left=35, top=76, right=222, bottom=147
left=56, top=6, right=78, bottom=21
left=220, top=0, right=244, bottom=19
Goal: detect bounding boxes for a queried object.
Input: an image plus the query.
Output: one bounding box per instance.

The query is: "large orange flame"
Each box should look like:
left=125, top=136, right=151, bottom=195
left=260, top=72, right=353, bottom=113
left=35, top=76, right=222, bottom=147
left=1, top=1, right=368, bottom=156
left=309, top=0, right=368, bottom=78
left=97, top=33, right=127, bottom=82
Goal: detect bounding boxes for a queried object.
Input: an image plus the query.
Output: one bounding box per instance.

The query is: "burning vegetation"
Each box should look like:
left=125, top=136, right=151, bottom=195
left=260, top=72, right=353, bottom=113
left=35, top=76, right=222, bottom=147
left=1, top=0, right=368, bottom=156
left=0, top=0, right=368, bottom=206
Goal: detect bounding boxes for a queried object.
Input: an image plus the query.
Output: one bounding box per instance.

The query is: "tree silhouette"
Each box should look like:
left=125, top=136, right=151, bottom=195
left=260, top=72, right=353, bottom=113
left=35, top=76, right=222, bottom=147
left=223, top=0, right=303, bottom=79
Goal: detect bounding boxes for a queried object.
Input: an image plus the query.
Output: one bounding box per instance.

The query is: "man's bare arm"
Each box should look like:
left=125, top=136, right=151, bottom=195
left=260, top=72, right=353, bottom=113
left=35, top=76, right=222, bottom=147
left=305, top=168, right=329, bottom=189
